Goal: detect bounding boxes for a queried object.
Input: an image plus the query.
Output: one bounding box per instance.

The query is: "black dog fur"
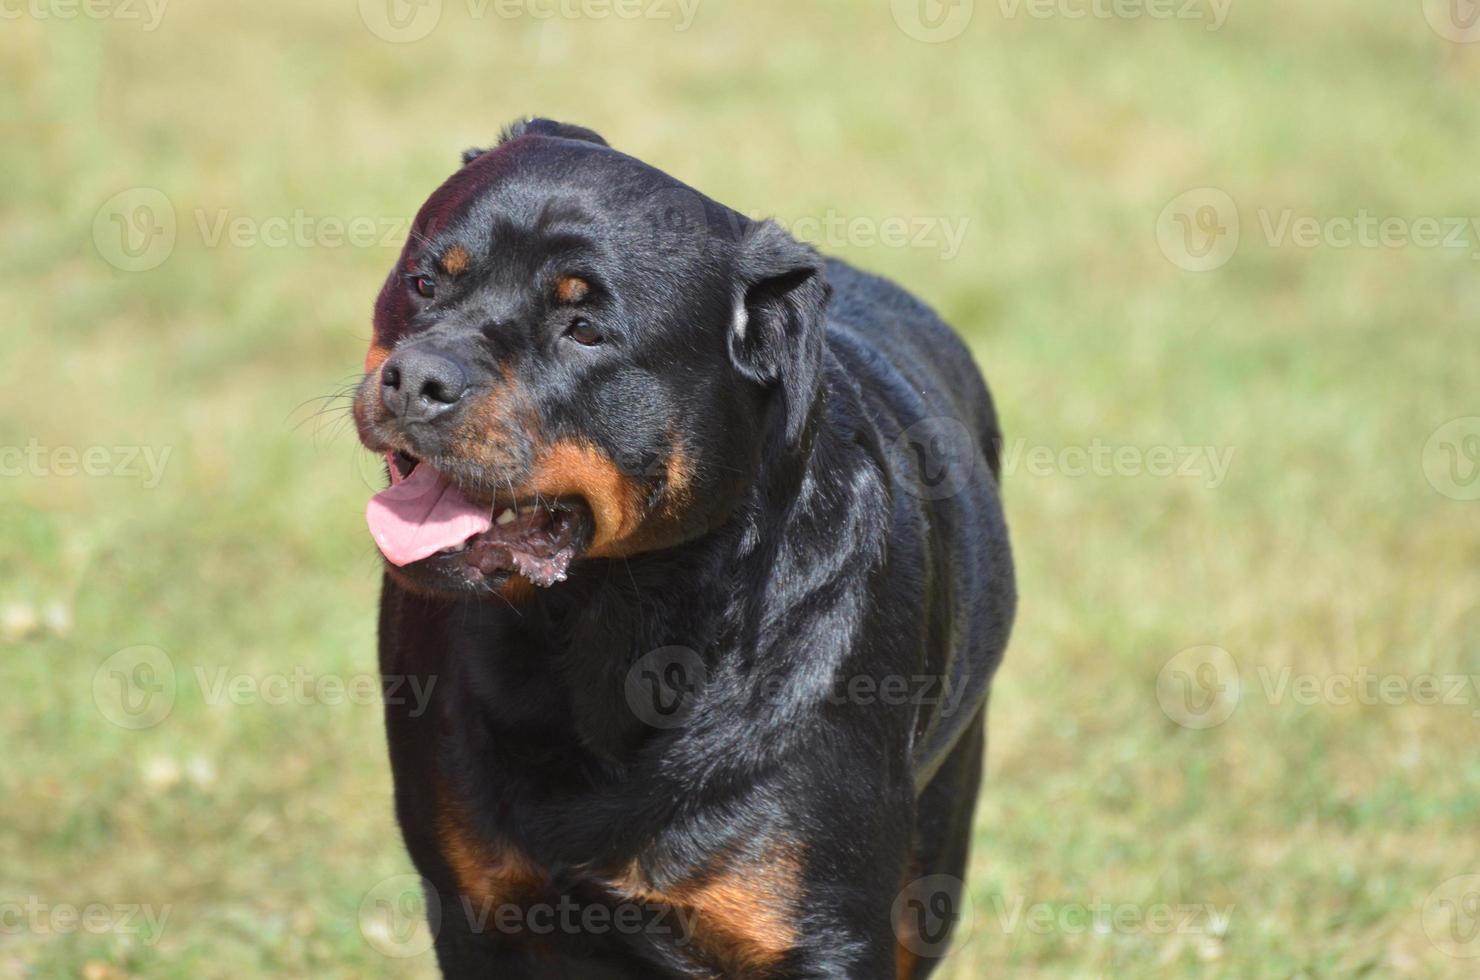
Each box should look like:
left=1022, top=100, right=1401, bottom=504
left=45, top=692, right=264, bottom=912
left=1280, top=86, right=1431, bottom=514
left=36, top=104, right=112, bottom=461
left=354, top=117, right=1015, bottom=979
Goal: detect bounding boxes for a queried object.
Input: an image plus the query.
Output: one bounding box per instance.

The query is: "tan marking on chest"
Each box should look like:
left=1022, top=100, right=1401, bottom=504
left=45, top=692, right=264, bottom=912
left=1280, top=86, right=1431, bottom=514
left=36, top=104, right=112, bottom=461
left=435, top=801, right=545, bottom=907
left=610, top=848, right=803, bottom=974
left=896, top=938, right=920, bottom=979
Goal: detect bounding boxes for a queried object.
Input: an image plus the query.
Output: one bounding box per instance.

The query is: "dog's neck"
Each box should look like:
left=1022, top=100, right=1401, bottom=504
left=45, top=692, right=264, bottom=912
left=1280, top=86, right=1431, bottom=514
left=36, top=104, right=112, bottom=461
left=434, top=377, right=886, bottom=763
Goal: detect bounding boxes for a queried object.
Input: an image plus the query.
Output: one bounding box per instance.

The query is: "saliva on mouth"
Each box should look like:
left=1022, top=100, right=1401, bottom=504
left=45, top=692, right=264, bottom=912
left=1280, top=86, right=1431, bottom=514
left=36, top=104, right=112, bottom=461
left=367, top=452, right=591, bottom=588
left=443, top=498, right=588, bottom=587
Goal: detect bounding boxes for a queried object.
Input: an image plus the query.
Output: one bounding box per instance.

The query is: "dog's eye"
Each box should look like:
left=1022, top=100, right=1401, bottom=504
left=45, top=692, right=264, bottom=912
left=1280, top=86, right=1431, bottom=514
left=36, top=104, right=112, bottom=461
left=566, top=318, right=603, bottom=347
left=410, top=275, right=436, bottom=299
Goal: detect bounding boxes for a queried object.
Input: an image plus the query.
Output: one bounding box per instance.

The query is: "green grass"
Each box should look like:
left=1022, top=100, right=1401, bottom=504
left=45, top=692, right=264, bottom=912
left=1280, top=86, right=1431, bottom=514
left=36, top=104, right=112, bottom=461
left=3, top=1, right=1479, bottom=976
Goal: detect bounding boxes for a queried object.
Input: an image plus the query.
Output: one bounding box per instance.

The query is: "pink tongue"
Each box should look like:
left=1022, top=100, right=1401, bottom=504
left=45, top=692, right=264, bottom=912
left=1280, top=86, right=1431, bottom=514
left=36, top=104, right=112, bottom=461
left=366, top=461, right=492, bottom=566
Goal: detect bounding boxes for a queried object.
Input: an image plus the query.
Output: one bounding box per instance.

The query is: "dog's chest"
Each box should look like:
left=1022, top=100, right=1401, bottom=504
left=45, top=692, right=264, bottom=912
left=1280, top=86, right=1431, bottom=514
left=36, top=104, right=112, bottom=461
left=434, top=791, right=803, bottom=975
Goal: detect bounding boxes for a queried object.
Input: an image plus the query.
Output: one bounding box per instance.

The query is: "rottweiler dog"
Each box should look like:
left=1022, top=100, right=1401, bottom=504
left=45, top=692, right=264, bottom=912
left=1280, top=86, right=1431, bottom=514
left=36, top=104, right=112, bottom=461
left=353, top=118, right=1015, bottom=979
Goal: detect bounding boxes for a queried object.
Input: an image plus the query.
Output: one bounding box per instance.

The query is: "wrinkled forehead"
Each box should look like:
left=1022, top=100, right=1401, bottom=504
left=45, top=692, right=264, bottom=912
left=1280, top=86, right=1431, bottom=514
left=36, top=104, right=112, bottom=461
left=408, top=138, right=738, bottom=274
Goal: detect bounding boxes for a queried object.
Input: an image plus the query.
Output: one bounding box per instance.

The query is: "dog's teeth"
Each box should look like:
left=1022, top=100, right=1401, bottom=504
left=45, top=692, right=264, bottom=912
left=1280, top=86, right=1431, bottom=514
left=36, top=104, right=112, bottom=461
left=517, top=504, right=537, bottom=515
left=496, top=508, right=517, bottom=526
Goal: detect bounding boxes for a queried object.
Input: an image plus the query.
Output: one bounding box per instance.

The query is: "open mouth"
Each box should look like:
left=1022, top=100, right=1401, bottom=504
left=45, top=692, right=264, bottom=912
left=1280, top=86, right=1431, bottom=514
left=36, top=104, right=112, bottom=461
left=443, top=497, right=589, bottom=587
left=367, top=453, right=591, bottom=588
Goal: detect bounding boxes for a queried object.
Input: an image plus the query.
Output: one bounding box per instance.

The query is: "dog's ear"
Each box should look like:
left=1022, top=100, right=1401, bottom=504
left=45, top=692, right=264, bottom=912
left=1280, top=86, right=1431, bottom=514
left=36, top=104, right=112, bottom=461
left=462, top=119, right=609, bottom=166
left=728, top=220, right=831, bottom=451
left=500, top=117, right=609, bottom=147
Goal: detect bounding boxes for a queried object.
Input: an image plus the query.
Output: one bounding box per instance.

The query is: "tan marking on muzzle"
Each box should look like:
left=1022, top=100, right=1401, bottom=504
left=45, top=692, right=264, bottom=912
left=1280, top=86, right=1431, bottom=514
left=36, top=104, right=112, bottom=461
left=445, top=366, right=532, bottom=472
left=511, top=436, right=698, bottom=563
left=364, top=343, right=392, bottom=374
left=522, top=440, right=646, bottom=557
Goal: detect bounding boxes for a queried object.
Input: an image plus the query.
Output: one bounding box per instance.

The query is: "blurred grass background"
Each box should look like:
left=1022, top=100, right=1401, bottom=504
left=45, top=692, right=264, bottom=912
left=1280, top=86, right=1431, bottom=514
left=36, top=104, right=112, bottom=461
left=3, top=0, right=1479, bottom=976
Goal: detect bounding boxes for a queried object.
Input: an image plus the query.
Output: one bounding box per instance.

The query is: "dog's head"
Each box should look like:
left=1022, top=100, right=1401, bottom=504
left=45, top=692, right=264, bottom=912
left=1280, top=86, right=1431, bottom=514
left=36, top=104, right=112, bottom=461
left=354, top=118, right=830, bottom=599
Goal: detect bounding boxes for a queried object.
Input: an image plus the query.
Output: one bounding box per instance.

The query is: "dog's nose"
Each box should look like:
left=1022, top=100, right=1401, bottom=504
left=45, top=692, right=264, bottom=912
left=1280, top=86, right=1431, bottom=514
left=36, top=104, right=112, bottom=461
left=380, top=348, right=468, bottom=422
